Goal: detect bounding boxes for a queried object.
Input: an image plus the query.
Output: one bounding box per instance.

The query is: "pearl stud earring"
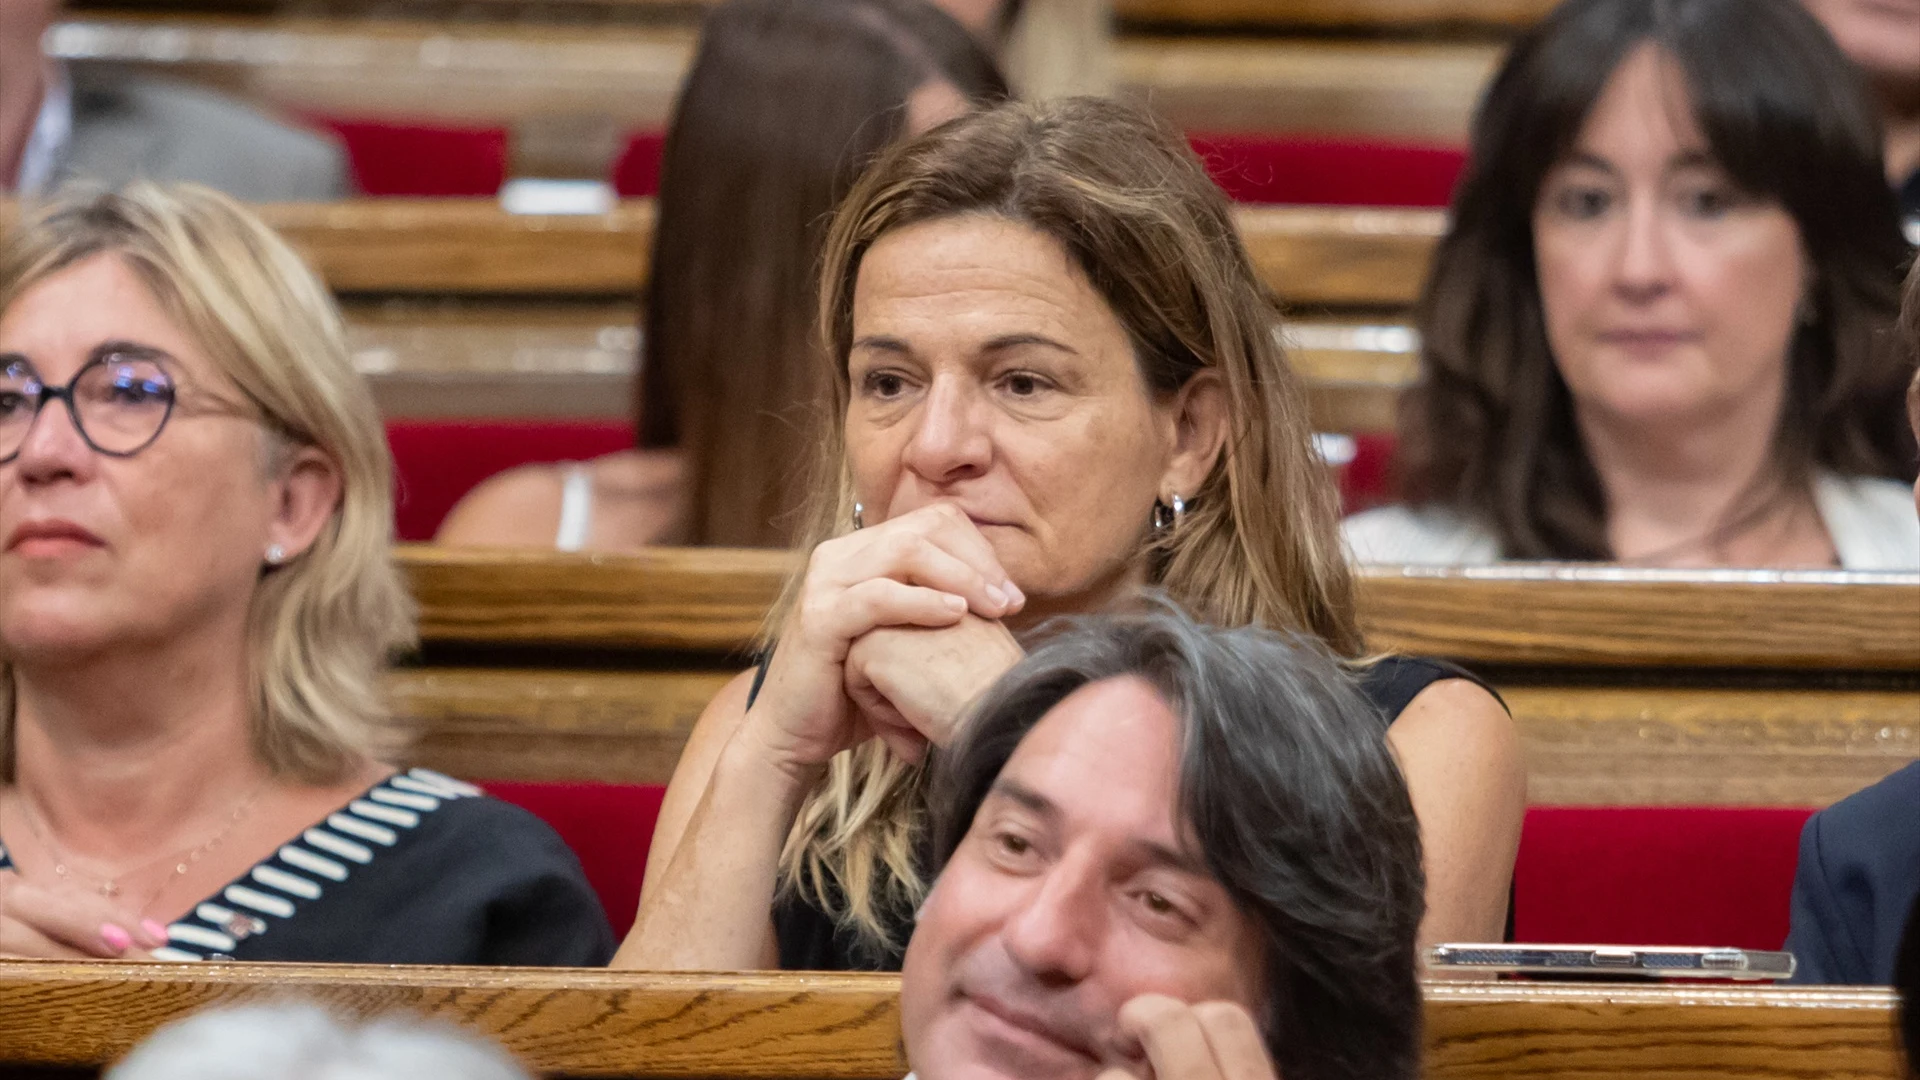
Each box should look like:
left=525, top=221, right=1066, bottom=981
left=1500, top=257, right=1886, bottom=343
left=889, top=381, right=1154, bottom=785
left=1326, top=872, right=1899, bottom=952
left=264, top=544, right=287, bottom=566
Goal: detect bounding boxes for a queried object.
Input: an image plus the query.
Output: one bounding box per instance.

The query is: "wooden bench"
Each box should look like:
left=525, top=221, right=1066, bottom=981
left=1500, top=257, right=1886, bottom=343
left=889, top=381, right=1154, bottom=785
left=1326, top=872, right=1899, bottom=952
left=52, top=9, right=1502, bottom=143
left=0, top=962, right=1900, bottom=1079
left=392, top=547, right=1920, bottom=808
left=0, top=198, right=1430, bottom=431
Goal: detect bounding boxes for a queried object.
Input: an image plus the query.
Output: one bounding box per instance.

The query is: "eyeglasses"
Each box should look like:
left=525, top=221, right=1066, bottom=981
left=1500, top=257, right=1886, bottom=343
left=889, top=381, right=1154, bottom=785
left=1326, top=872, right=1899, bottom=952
left=0, top=353, right=177, bottom=464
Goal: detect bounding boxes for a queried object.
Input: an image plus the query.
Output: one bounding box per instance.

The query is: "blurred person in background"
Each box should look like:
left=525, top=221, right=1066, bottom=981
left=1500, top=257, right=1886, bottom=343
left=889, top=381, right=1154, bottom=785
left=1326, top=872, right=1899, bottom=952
left=1802, top=0, right=1920, bottom=220
left=615, top=97, right=1522, bottom=977
left=107, top=1003, right=531, bottom=1080
left=1345, top=0, right=1919, bottom=569
left=437, top=0, right=1006, bottom=551
left=0, top=1, right=347, bottom=200
left=0, top=185, right=609, bottom=966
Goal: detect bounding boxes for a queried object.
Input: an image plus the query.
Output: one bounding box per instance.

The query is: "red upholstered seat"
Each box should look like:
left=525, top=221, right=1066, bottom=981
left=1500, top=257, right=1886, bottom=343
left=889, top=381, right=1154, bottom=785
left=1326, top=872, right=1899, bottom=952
left=1336, top=432, right=1398, bottom=513
left=483, top=781, right=667, bottom=939
left=386, top=420, right=633, bottom=542
left=1188, top=135, right=1466, bottom=207
left=1514, top=806, right=1814, bottom=951
left=309, top=119, right=509, bottom=198
left=612, top=132, right=668, bottom=198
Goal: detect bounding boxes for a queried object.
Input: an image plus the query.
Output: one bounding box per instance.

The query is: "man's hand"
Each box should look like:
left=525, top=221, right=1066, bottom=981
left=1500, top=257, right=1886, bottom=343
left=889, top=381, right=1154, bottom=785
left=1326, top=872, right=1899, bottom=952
left=1096, top=995, right=1278, bottom=1080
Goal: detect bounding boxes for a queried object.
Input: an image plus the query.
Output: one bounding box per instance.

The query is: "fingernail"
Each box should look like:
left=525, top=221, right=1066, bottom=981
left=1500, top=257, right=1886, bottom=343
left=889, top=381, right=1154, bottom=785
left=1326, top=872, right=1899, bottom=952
left=944, top=593, right=967, bottom=612
left=99, top=924, right=131, bottom=952
left=141, top=920, right=169, bottom=944
left=1005, top=581, right=1026, bottom=606
left=984, top=583, right=1008, bottom=609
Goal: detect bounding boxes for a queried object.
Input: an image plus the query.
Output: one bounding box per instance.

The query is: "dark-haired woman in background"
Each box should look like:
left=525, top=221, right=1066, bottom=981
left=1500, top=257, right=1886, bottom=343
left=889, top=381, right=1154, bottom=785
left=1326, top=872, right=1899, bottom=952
left=439, top=0, right=1006, bottom=550
left=1345, top=0, right=1919, bottom=569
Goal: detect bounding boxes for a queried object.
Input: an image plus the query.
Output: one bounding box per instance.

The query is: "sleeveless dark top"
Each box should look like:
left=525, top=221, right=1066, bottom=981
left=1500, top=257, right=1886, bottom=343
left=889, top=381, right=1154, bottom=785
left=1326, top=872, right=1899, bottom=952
left=756, top=653, right=1502, bottom=971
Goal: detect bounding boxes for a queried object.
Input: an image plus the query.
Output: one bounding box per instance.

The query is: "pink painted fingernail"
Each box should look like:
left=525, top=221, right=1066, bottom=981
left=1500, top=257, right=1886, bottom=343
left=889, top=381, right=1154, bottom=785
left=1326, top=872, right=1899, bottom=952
left=141, top=920, right=169, bottom=944
left=99, top=924, right=132, bottom=952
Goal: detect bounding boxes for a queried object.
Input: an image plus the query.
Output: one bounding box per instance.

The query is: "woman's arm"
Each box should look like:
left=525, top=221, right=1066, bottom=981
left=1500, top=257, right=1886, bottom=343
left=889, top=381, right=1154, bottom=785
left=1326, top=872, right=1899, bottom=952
left=615, top=670, right=786, bottom=969
left=1384, top=678, right=1527, bottom=948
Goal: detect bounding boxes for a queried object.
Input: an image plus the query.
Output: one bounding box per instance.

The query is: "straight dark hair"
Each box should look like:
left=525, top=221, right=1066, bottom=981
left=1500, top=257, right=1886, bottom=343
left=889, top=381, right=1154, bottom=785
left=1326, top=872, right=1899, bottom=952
left=929, top=603, right=1425, bottom=1080
left=636, top=0, right=1006, bottom=547
left=1400, top=0, right=1917, bottom=558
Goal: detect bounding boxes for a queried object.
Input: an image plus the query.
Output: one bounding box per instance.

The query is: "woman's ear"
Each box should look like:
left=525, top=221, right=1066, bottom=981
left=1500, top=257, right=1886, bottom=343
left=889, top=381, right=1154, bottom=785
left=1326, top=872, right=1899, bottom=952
left=263, top=444, right=343, bottom=564
left=1159, top=370, right=1229, bottom=503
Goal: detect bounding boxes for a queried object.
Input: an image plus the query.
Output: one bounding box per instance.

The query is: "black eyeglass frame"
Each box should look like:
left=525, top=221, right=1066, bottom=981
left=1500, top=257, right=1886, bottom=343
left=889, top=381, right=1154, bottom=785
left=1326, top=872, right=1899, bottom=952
left=0, top=353, right=179, bottom=466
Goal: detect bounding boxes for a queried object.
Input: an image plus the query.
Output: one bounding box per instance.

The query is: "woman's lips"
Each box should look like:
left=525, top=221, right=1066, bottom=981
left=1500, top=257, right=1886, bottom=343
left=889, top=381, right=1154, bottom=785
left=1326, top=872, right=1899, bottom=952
left=6, top=520, right=106, bottom=556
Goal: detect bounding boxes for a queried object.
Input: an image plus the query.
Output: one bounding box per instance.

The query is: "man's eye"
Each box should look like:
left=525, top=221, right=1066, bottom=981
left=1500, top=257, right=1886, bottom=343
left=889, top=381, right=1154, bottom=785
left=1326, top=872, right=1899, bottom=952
left=1004, top=373, right=1042, bottom=396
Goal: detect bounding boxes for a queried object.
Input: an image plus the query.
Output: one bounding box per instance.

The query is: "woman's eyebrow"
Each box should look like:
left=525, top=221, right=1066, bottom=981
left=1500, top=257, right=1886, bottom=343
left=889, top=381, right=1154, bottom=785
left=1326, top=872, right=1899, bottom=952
left=852, top=335, right=913, bottom=354
left=89, top=340, right=177, bottom=365
left=983, top=333, right=1078, bottom=356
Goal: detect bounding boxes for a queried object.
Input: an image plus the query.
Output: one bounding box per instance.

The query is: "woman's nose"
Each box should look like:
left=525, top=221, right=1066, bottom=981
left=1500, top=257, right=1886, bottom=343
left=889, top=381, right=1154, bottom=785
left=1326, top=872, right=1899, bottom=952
left=1610, top=195, right=1678, bottom=300
left=901, top=376, right=992, bottom=485
left=11, top=398, right=96, bottom=482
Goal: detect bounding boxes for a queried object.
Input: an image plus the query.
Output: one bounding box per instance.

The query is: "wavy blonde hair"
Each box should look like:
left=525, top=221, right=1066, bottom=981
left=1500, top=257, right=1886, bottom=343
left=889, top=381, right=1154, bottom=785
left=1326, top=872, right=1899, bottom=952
left=0, top=183, right=416, bottom=784
left=772, top=97, right=1361, bottom=952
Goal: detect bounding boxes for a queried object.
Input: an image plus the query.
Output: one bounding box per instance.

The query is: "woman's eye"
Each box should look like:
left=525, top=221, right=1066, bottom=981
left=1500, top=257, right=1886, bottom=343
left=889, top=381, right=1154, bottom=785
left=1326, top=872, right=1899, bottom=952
left=1679, top=186, right=1736, bottom=219
left=1551, top=186, right=1611, bottom=220
left=862, top=371, right=908, bottom=398
left=996, top=833, right=1031, bottom=855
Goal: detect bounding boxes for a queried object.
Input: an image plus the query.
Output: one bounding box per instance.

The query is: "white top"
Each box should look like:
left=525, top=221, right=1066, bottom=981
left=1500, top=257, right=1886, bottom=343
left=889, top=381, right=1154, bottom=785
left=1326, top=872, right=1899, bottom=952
left=14, top=63, right=71, bottom=195
left=554, top=463, right=595, bottom=552
left=1342, top=472, right=1919, bottom=570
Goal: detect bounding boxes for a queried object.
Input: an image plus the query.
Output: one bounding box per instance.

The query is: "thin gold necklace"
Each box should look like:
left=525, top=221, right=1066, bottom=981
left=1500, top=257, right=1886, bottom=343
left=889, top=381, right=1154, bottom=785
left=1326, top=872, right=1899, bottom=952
left=9, top=785, right=266, bottom=912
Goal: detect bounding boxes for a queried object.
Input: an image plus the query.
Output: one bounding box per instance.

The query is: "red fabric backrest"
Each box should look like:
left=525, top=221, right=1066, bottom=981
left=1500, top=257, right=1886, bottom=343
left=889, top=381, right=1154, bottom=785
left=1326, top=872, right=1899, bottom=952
left=482, top=781, right=667, bottom=939
left=1337, top=433, right=1398, bottom=513
left=1189, top=135, right=1466, bottom=207
left=308, top=118, right=509, bottom=197
left=1514, top=806, right=1814, bottom=950
left=386, top=420, right=634, bottom=542
left=612, top=132, right=668, bottom=198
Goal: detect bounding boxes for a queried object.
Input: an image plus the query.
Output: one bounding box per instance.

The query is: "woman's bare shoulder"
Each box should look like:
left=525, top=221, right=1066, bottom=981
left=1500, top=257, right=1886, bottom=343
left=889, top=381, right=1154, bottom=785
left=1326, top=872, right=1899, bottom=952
left=434, top=462, right=571, bottom=547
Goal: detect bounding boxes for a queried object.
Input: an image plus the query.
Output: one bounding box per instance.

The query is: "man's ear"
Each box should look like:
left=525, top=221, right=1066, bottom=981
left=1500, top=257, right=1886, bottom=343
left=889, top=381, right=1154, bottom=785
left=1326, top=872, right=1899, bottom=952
left=1159, top=371, right=1229, bottom=504
left=263, top=444, right=343, bottom=564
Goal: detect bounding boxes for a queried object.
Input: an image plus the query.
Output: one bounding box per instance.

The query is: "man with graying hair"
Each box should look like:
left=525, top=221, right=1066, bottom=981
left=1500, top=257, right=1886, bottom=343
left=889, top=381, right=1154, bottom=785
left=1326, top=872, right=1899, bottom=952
left=900, top=603, right=1426, bottom=1080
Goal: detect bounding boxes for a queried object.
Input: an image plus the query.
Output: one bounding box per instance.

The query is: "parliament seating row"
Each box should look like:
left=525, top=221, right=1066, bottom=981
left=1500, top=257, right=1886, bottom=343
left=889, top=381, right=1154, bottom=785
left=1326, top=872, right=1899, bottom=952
left=52, top=10, right=1506, bottom=147
left=388, top=547, right=1918, bottom=948
left=0, top=961, right=1902, bottom=1079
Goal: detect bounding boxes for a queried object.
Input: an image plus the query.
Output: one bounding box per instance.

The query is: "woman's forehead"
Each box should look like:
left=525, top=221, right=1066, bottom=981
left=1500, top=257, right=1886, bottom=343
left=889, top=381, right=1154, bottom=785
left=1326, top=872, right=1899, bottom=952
left=0, top=254, right=215, bottom=381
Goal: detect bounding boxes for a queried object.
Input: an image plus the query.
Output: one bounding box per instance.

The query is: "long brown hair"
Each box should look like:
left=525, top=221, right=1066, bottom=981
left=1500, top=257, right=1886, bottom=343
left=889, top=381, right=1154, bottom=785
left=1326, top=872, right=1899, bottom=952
left=776, top=96, right=1361, bottom=951
left=1401, top=0, right=1917, bottom=559
left=636, top=0, right=1006, bottom=547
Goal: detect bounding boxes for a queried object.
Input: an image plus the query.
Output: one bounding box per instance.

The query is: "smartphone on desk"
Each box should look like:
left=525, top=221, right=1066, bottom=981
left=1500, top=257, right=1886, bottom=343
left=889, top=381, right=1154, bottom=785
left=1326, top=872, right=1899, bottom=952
left=1425, top=944, right=1796, bottom=981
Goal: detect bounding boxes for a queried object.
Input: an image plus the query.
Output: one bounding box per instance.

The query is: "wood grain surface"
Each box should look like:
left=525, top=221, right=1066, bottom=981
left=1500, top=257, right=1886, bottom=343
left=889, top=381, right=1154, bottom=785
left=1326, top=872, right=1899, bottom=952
left=1357, top=566, right=1920, bottom=670
left=398, top=547, right=1920, bottom=671
left=1, top=198, right=1437, bottom=306
left=51, top=12, right=1499, bottom=142
left=0, top=963, right=1899, bottom=1079
left=403, top=544, right=793, bottom=652
left=391, top=668, right=1919, bottom=806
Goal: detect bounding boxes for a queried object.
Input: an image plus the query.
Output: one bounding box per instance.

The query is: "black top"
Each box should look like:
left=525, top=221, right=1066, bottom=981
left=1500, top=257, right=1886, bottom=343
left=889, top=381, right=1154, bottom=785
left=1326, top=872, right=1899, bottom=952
left=1784, top=760, right=1920, bottom=985
left=762, top=654, right=1499, bottom=971
left=0, top=768, right=615, bottom=967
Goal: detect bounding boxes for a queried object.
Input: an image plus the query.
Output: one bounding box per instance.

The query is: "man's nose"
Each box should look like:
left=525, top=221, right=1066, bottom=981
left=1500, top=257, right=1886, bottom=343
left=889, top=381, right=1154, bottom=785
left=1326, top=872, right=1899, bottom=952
left=1001, top=856, right=1103, bottom=984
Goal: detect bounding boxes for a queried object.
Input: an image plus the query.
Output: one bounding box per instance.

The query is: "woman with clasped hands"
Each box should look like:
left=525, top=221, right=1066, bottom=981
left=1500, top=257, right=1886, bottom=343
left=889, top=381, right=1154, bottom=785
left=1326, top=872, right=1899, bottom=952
left=0, top=185, right=611, bottom=964
left=616, top=98, right=1525, bottom=972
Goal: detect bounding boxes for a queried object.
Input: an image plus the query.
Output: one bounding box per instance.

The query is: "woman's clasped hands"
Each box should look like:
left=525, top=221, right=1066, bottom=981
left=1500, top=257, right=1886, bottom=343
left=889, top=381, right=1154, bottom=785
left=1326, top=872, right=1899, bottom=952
left=742, top=503, right=1027, bottom=773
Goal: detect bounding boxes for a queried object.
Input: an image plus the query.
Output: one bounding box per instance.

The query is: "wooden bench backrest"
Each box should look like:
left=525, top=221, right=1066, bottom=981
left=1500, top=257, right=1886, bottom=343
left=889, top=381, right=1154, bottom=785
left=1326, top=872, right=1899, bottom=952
left=0, top=962, right=1900, bottom=1079
left=393, top=548, right=1920, bottom=806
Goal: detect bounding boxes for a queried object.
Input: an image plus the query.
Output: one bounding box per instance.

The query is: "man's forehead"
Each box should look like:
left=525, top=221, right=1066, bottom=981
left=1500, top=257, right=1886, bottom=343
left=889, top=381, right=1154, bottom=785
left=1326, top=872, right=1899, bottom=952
left=991, top=676, right=1199, bottom=863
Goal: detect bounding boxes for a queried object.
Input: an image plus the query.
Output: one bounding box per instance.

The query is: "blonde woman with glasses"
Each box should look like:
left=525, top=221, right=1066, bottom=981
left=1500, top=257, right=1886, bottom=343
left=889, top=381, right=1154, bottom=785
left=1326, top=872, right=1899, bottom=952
left=0, top=184, right=612, bottom=965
